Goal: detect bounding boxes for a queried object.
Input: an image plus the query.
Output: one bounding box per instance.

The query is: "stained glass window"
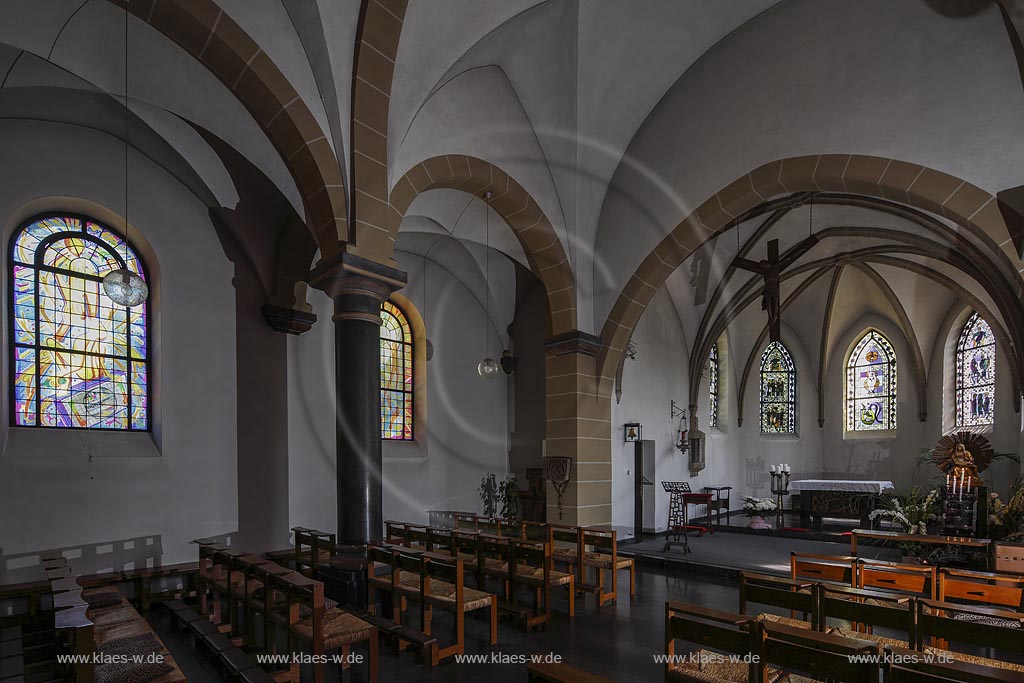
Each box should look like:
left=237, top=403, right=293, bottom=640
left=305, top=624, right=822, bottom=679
left=846, top=331, right=896, bottom=432
left=956, top=312, right=995, bottom=428
left=708, top=343, right=719, bottom=428
left=10, top=215, right=149, bottom=430
left=759, top=341, right=796, bottom=434
left=380, top=300, right=413, bottom=440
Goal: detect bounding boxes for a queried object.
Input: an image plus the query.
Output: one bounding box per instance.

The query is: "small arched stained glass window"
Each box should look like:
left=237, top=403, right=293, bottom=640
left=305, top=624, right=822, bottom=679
left=846, top=331, right=897, bottom=432
left=10, top=215, right=149, bottom=430
left=759, top=341, right=796, bottom=434
left=956, top=312, right=995, bottom=428
left=380, top=300, right=413, bottom=440
left=708, top=343, right=720, bottom=428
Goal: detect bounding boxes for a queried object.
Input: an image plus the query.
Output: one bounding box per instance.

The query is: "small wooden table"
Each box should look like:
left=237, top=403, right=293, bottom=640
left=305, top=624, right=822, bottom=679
left=850, top=529, right=991, bottom=566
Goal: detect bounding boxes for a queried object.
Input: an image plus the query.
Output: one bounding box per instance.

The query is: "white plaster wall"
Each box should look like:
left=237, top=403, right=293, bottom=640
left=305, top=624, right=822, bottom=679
left=610, top=287, right=689, bottom=532
left=287, top=250, right=509, bottom=533
left=0, top=120, right=238, bottom=573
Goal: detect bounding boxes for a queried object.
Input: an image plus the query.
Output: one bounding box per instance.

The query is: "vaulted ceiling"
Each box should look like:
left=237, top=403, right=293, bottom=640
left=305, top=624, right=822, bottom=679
left=2, top=0, right=1022, bottom=362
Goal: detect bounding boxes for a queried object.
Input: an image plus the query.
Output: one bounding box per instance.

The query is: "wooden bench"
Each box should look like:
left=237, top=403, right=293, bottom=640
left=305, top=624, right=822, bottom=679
left=738, top=572, right=819, bottom=629
left=938, top=567, right=1024, bottom=612
left=850, top=529, right=991, bottom=566
left=791, top=551, right=857, bottom=585
left=858, top=559, right=936, bottom=600
left=884, top=645, right=1022, bottom=683
left=664, top=601, right=765, bottom=683
left=819, top=584, right=915, bottom=647
left=579, top=528, right=634, bottom=607
left=758, top=619, right=880, bottom=683
left=914, top=599, right=1024, bottom=674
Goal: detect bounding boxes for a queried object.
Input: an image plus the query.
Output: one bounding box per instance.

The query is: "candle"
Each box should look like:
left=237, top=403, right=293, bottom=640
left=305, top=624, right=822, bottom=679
left=770, top=465, right=777, bottom=473
left=784, top=464, right=790, bottom=473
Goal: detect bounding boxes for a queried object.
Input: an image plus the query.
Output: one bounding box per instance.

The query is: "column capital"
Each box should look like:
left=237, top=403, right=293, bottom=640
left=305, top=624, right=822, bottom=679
left=544, top=330, right=603, bottom=357
left=261, top=304, right=317, bottom=335
left=308, top=251, right=407, bottom=324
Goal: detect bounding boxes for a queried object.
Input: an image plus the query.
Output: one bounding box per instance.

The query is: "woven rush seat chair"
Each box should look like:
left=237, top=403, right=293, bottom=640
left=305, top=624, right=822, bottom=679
left=820, top=584, right=914, bottom=648
left=915, top=599, right=1024, bottom=674
left=548, top=525, right=580, bottom=574
left=739, top=572, right=819, bottom=628
left=509, top=539, right=574, bottom=625
left=939, top=568, right=1024, bottom=627
left=665, top=601, right=785, bottom=683
left=266, top=570, right=378, bottom=683
left=884, top=645, right=1022, bottom=683
left=579, top=528, right=634, bottom=606
left=757, top=619, right=880, bottom=683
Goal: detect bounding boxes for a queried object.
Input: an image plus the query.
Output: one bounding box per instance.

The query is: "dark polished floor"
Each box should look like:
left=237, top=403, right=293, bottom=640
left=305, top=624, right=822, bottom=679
left=154, top=562, right=742, bottom=683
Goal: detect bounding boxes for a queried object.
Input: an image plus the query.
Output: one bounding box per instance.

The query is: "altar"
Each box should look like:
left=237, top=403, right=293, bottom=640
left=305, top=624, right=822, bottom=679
left=789, top=479, right=894, bottom=530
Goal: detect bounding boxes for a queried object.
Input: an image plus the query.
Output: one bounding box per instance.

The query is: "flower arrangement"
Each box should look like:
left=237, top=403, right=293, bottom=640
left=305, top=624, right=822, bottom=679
left=742, top=496, right=778, bottom=517
left=868, top=487, right=940, bottom=535
left=989, top=478, right=1024, bottom=543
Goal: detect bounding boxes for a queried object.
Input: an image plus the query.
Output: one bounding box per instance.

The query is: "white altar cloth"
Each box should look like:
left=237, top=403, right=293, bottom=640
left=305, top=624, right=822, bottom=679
left=789, top=480, right=895, bottom=494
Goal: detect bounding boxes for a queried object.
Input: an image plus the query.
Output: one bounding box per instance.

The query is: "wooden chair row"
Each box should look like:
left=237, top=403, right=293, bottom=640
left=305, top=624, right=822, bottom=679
left=667, top=600, right=1024, bottom=683
left=387, top=519, right=636, bottom=608
left=367, top=544, right=496, bottom=665
left=738, top=571, right=1024, bottom=676
left=792, top=553, right=1024, bottom=610
left=194, top=540, right=378, bottom=683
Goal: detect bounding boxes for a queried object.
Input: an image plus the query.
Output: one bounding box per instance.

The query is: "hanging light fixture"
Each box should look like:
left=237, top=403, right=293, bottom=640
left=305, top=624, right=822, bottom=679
left=477, top=192, right=500, bottom=380
left=103, top=4, right=148, bottom=308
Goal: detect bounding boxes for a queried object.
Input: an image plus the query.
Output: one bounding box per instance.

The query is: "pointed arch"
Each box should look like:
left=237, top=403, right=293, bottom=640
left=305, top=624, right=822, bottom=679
left=956, top=312, right=996, bottom=428
left=845, top=330, right=897, bottom=432
left=759, top=341, right=796, bottom=434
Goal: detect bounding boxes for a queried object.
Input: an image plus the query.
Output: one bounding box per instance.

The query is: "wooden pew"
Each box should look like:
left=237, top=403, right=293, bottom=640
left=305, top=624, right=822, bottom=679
left=884, top=645, right=1022, bottom=683
left=664, top=601, right=765, bottom=683
left=738, top=572, right=819, bottom=629
left=757, top=619, right=880, bottom=683
left=914, top=599, right=1024, bottom=674
left=858, top=560, right=936, bottom=600
left=938, top=568, right=1024, bottom=612
left=265, top=570, right=378, bottom=683
left=820, top=584, right=915, bottom=647
left=791, top=552, right=858, bottom=585
left=579, top=528, right=634, bottom=607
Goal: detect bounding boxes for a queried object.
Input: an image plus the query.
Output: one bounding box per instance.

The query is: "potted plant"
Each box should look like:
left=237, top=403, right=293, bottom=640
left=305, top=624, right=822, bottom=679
left=498, top=474, right=520, bottom=523
left=868, top=487, right=940, bottom=562
left=990, top=478, right=1024, bottom=573
left=742, top=496, right=777, bottom=530
left=479, top=473, right=498, bottom=517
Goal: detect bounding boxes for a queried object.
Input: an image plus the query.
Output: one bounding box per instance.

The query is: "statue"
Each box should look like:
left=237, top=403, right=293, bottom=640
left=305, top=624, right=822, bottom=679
left=733, top=236, right=819, bottom=341
left=948, top=442, right=981, bottom=490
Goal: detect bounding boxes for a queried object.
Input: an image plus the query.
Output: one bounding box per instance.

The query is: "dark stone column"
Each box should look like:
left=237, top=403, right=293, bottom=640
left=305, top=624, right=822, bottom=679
left=310, top=253, right=406, bottom=546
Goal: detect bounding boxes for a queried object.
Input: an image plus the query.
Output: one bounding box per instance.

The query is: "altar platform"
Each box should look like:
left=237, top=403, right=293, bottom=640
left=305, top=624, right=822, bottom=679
left=620, top=524, right=900, bottom=578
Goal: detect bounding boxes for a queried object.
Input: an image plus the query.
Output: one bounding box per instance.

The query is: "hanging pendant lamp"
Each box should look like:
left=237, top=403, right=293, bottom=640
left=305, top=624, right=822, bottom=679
left=477, top=192, right=500, bottom=380
left=103, top=4, right=148, bottom=308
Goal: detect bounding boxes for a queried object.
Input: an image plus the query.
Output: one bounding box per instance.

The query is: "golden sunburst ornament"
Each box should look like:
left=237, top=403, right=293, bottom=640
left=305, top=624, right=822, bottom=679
left=931, top=431, right=995, bottom=474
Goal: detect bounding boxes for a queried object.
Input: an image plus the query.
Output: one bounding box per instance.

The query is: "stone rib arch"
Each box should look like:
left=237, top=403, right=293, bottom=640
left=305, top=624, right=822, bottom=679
left=105, top=0, right=348, bottom=257
left=600, top=154, right=1024, bottom=388
left=389, top=155, right=576, bottom=336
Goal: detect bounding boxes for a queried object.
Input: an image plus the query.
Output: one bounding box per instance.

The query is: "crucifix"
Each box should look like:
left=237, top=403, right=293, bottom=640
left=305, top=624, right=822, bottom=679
left=733, top=236, right=818, bottom=341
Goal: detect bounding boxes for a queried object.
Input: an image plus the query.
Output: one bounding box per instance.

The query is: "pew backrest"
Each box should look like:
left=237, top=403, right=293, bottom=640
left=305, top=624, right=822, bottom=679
left=938, top=568, right=1024, bottom=611
left=791, top=552, right=857, bottom=585
left=859, top=559, right=936, bottom=599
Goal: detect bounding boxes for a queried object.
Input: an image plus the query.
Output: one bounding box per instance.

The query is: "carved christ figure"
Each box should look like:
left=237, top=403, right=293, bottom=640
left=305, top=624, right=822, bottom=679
left=733, top=236, right=819, bottom=341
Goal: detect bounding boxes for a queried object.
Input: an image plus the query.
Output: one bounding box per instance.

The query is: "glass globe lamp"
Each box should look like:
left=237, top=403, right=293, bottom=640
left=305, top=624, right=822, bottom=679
left=477, top=357, right=501, bottom=379
left=103, top=268, right=148, bottom=307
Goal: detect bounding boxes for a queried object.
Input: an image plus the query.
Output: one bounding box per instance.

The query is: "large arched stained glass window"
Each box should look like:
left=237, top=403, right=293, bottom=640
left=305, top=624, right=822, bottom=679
left=708, top=343, right=720, bottom=428
left=10, top=215, right=149, bottom=430
left=759, top=341, right=796, bottom=434
left=846, top=331, right=896, bottom=432
left=956, top=312, right=995, bottom=428
left=380, top=300, right=413, bottom=440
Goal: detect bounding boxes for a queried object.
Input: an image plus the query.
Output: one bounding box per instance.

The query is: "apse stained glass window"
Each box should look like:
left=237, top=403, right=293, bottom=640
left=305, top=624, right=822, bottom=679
left=380, top=300, right=413, bottom=440
left=708, top=343, right=720, bottom=428
left=956, top=312, right=995, bottom=428
left=846, top=331, right=896, bottom=432
left=759, top=341, right=795, bottom=434
left=10, top=215, right=149, bottom=431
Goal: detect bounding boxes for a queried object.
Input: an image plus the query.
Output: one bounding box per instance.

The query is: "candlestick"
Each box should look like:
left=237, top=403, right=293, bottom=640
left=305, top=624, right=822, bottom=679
left=770, top=465, right=777, bottom=473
